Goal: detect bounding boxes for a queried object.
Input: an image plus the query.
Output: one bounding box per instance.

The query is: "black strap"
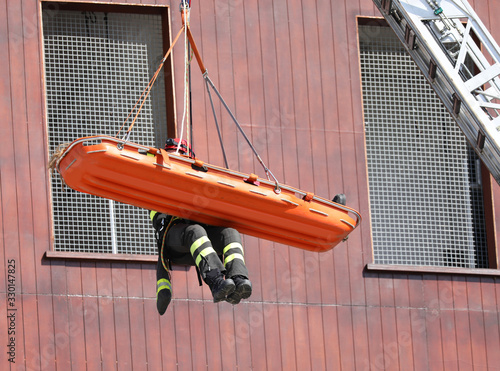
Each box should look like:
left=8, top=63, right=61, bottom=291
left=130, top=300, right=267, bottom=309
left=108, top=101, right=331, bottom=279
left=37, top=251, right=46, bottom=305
left=195, top=266, right=203, bottom=286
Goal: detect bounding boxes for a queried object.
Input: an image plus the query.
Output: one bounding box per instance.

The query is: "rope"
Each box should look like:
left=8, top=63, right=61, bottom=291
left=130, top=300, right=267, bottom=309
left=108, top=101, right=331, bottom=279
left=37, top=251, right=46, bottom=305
left=48, top=142, right=72, bottom=189
left=204, top=74, right=281, bottom=193
left=116, top=25, right=185, bottom=141
left=205, top=77, right=229, bottom=168
left=177, top=0, right=191, bottom=154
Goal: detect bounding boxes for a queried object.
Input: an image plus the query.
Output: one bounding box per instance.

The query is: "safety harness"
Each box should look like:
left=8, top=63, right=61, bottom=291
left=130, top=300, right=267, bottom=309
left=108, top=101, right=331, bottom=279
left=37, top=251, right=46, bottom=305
left=152, top=211, right=204, bottom=286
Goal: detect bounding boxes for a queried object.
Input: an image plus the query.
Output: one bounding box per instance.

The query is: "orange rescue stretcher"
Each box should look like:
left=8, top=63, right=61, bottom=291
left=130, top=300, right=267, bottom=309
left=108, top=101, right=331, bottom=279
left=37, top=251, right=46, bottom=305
left=55, top=136, right=361, bottom=252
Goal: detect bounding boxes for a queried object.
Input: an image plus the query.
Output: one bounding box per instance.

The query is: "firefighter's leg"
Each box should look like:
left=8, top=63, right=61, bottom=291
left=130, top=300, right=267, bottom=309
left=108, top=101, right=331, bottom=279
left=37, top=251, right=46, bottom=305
left=208, top=226, right=252, bottom=305
left=150, top=211, right=172, bottom=315
left=156, top=251, right=172, bottom=315
left=183, top=224, right=235, bottom=302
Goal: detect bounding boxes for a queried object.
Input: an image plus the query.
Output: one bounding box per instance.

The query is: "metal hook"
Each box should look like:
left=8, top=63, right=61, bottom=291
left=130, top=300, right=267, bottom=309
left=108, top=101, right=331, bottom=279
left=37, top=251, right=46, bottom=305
left=118, top=131, right=131, bottom=150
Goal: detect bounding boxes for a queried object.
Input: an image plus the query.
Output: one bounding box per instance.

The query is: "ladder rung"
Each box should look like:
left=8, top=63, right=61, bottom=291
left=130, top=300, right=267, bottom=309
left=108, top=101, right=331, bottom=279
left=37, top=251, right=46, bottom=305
left=464, top=63, right=500, bottom=92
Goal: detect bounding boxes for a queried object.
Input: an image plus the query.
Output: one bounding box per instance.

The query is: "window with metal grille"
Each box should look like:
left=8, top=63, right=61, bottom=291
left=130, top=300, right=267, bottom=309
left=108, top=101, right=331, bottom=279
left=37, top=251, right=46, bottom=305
left=43, top=5, right=172, bottom=255
left=359, top=24, right=489, bottom=268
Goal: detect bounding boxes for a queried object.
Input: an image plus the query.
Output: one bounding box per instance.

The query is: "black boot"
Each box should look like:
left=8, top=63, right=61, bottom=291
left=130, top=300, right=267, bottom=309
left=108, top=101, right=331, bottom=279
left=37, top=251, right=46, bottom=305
left=333, top=193, right=346, bottom=205
left=204, top=269, right=235, bottom=303
left=226, top=276, right=252, bottom=305
left=157, top=278, right=172, bottom=315
left=156, top=258, right=171, bottom=315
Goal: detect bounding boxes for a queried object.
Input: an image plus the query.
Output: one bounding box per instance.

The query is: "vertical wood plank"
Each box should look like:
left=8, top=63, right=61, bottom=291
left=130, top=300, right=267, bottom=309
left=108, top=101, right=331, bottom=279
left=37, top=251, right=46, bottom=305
left=264, top=304, right=283, bottom=370
left=233, top=304, right=252, bottom=370
left=277, top=304, right=297, bottom=371
left=366, top=306, right=385, bottom=371
left=53, top=295, right=72, bottom=371
left=439, top=310, right=459, bottom=371
left=144, top=298, right=164, bottom=371
left=380, top=306, right=400, bottom=371
left=189, top=301, right=208, bottom=371
left=98, top=296, right=117, bottom=371
left=114, top=297, right=132, bottom=370
left=483, top=309, right=500, bottom=368
left=466, top=277, right=483, bottom=311
left=351, top=306, right=370, bottom=371
left=309, top=306, right=326, bottom=371
left=423, top=277, right=443, bottom=371
left=219, top=303, right=237, bottom=371
left=481, top=278, right=500, bottom=368
left=129, top=298, right=148, bottom=370
left=395, top=307, right=414, bottom=371
left=454, top=310, right=473, bottom=371
left=248, top=302, right=267, bottom=371
left=259, top=239, right=278, bottom=301
left=230, top=0, right=253, bottom=176
left=204, top=302, right=223, bottom=371
left=292, top=305, right=311, bottom=370
left=322, top=306, right=341, bottom=371
left=68, top=296, right=86, bottom=371
left=411, top=308, right=429, bottom=371
left=82, top=296, right=102, bottom=371
left=81, top=262, right=98, bottom=297
left=66, top=262, right=83, bottom=296
left=337, top=306, right=356, bottom=370
left=173, top=300, right=193, bottom=371
left=37, top=294, right=57, bottom=371
left=213, top=0, right=239, bottom=171
left=318, top=251, right=336, bottom=304
left=425, top=309, right=444, bottom=371
left=469, top=309, right=488, bottom=370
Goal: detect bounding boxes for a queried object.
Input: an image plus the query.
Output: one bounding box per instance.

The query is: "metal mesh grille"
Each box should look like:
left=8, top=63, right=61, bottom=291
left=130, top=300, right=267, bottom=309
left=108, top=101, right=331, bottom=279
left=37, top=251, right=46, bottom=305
left=359, top=25, right=488, bottom=268
left=43, top=9, right=168, bottom=255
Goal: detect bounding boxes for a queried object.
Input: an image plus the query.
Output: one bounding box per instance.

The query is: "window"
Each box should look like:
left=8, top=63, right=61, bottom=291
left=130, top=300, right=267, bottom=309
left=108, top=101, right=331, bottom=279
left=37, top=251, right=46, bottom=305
left=359, top=23, right=491, bottom=269
left=43, top=3, right=174, bottom=255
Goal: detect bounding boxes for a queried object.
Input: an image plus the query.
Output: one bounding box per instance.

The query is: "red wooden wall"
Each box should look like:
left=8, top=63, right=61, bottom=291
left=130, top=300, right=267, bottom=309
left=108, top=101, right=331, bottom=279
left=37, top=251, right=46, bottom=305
left=1, top=0, right=500, bottom=370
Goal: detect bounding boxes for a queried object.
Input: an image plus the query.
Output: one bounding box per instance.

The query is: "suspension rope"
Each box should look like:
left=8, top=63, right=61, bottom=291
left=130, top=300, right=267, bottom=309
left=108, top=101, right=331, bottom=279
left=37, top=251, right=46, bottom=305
left=177, top=0, right=191, bottom=154
left=116, top=25, right=185, bottom=141
left=204, top=73, right=281, bottom=193
left=205, top=77, right=229, bottom=168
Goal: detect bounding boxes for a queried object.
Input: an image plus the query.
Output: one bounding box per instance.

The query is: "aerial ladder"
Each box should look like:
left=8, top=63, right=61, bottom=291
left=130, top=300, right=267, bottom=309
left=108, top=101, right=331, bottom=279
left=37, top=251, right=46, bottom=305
left=372, top=0, right=500, bottom=185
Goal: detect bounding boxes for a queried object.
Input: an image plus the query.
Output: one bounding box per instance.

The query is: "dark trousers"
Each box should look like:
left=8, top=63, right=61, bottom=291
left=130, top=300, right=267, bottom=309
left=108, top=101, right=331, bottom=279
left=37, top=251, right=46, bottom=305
left=160, top=221, right=249, bottom=280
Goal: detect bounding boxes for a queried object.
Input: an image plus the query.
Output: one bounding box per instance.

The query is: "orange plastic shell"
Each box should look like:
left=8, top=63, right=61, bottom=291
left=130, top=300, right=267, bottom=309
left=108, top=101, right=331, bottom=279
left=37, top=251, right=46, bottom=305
left=56, top=136, right=361, bottom=252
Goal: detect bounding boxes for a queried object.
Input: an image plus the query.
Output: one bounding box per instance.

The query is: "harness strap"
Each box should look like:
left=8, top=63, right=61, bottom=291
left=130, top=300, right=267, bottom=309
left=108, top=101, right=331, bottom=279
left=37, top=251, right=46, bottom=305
left=160, top=216, right=181, bottom=273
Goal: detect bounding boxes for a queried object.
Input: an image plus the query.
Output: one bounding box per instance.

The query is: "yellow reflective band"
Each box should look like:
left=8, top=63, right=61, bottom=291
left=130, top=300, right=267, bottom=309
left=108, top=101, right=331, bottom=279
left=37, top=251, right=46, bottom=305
left=223, top=242, right=244, bottom=255
left=190, top=236, right=210, bottom=256
left=224, top=253, right=245, bottom=265
left=156, top=278, right=171, bottom=295
left=150, top=210, right=158, bottom=220
left=194, top=246, right=217, bottom=267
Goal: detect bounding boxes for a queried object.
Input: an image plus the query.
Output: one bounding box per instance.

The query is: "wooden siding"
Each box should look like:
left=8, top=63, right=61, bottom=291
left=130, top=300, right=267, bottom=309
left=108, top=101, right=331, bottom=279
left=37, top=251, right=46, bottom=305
left=0, top=0, right=499, bottom=370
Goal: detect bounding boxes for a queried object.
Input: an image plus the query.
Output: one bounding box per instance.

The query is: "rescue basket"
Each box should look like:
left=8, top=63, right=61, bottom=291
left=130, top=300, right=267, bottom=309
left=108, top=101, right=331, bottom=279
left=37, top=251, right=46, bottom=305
left=54, top=136, right=361, bottom=252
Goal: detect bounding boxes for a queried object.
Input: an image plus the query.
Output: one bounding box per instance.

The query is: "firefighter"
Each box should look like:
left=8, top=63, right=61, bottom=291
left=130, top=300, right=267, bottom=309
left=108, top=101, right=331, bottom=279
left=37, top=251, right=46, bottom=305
left=152, top=138, right=252, bottom=315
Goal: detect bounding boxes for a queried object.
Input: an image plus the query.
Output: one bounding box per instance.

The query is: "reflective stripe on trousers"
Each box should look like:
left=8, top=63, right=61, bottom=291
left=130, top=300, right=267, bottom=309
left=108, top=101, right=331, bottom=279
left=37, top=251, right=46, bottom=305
left=190, top=236, right=218, bottom=267
left=223, top=242, right=245, bottom=266
left=157, top=278, right=172, bottom=296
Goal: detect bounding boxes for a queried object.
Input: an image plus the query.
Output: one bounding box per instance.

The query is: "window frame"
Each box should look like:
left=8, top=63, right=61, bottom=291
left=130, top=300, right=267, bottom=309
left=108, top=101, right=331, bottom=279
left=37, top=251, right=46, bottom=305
left=42, top=1, right=177, bottom=262
left=357, top=17, right=499, bottom=276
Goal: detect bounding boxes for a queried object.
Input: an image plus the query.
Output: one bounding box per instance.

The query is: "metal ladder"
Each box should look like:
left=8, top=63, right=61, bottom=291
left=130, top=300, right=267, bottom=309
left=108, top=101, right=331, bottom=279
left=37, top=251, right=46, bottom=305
left=372, top=0, right=500, bottom=184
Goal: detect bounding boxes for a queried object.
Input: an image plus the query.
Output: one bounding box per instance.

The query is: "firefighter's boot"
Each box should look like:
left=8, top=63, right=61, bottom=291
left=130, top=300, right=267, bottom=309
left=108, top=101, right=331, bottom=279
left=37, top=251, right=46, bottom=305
left=226, top=276, right=252, bottom=305
left=156, top=258, right=172, bottom=315
left=156, top=279, right=172, bottom=315
left=204, top=269, right=235, bottom=303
